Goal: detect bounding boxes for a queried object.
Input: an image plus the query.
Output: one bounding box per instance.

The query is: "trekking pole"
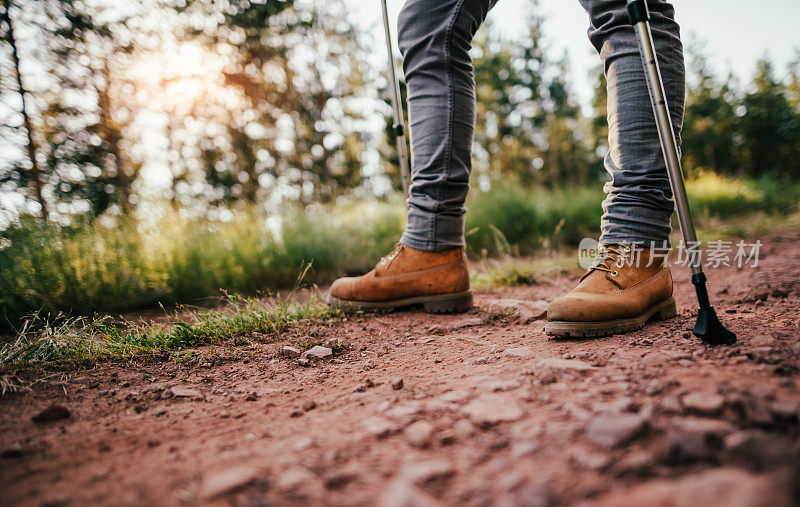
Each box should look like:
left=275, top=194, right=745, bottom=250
left=626, top=0, right=736, bottom=345
left=380, top=0, right=411, bottom=200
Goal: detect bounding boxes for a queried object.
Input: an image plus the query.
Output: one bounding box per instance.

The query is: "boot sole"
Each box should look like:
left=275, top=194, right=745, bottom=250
left=544, top=297, right=677, bottom=339
left=325, top=291, right=474, bottom=314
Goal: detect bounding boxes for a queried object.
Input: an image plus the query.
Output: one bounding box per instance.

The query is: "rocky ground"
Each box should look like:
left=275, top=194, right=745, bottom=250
left=1, top=230, right=799, bottom=506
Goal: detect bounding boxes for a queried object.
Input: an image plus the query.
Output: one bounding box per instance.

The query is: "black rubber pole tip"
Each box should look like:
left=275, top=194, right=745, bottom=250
left=693, top=306, right=737, bottom=346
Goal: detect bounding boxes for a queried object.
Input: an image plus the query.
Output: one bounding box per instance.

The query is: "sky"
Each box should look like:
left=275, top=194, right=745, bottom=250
left=356, top=0, right=800, bottom=113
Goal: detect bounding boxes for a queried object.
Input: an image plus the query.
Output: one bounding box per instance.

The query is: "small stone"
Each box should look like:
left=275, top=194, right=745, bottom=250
left=664, top=416, right=736, bottom=463
left=770, top=401, right=799, bottom=423
left=610, top=449, right=656, bottom=477
left=32, top=405, right=71, bottom=423
left=724, top=430, right=799, bottom=470
left=515, top=481, right=551, bottom=507
left=301, top=346, right=333, bottom=361
left=399, top=459, right=454, bottom=484
left=363, top=417, right=399, bottom=439
left=290, top=409, right=304, bottom=418
left=379, top=479, right=441, bottom=507
left=658, top=396, right=683, bottom=414
left=728, top=392, right=774, bottom=426
left=391, top=378, right=404, bottom=391
left=532, top=358, right=597, bottom=380
left=595, top=467, right=792, bottom=507
left=682, top=391, right=725, bottom=416
left=570, top=448, right=611, bottom=470
left=276, top=466, right=322, bottom=494
left=452, top=316, right=484, bottom=329
left=517, top=300, right=549, bottom=322
left=642, top=352, right=671, bottom=367
left=292, top=437, right=314, bottom=452
left=510, top=441, right=539, bottom=459
left=461, top=393, right=524, bottom=428
left=384, top=402, right=424, bottom=424
left=245, top=392, right=258, bottom=402
left=302, top=400, right=317, bottom=411
left=482, top=298, right=548, bottom=322
left=282, top=346, right=302, bottom=358
left=405, top=421, right=435, bottom=448
left=170, top=387, right=205, bottom=401
left=503, top=347, right=537, bottom=358
left=453, top=418, right=475, bottom=439
left=200, top=466, right=259, bottom=498
left=297, top=358, right=310, bottom=366
left=585, top=412, right=648, bottom=449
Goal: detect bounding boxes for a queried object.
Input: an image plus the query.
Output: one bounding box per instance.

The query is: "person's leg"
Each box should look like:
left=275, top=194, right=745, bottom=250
left=398, top=0, right=498, bottom=251
left=545, top=0, right=683, bottom=338
left=326, top=0, right=497, bottom=313
left=580, top=0, right=684, bottom=245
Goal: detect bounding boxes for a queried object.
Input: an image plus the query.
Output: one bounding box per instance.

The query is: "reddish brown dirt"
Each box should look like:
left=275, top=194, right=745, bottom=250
left=2, top=231, right=799, bottom=506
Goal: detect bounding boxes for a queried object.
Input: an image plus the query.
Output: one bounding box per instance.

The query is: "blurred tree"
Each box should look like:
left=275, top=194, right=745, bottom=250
left=472, top=15, right=549, bottom=186
left=786, top=51, right=800, bottom=110
left=539, top=52, right=595, bottom=186
left=738, top=58, right=800, bottom=178
left=171, top=0, right=374, bottom=208
left=0, top=0, right=47, bottom=218
left=0, top=0, right=146, bottom=219
left=588, top=64, right=607, bottom=157
left=472, top=13, right=595, bottom=188
left=44, top=0, right=141, bottom=216
left=682, top=41, right=740, bottom=175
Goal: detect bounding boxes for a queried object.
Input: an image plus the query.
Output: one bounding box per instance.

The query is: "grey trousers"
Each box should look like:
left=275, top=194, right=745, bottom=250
left=397, top=0, right=685, bottom=251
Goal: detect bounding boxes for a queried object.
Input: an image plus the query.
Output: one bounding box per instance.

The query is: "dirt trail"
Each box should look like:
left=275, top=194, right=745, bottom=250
left=2, top=231, right=800, bottom=506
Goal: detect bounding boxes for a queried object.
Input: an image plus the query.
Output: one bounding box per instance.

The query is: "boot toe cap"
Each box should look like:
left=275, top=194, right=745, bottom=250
left=329, top=277, right=357, bottom=301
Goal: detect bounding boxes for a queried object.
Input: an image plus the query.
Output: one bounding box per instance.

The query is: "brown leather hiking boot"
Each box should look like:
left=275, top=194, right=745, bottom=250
left=545, top=244, right=676, bottom=338
left=325, top=244, right=473, bottom=313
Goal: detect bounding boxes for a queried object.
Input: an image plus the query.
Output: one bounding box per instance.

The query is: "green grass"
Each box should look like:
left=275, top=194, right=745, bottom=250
left=0, top=295, right=347, bottom=392
left=1, top=173, right=798, bottom=331
left=470, top=255, right=577, bottom=290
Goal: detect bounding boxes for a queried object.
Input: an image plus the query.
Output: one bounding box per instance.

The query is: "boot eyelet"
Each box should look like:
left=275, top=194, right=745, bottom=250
left=611, top=270, right=619, bottom=276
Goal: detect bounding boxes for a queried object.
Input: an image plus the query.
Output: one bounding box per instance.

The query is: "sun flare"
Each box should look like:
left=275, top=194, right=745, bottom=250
left=144, top=42, right=227, bottom=110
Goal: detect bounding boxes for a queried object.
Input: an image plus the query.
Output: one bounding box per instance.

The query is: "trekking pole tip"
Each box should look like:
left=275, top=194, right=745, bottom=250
left=693, top=306, right=737, bottom=346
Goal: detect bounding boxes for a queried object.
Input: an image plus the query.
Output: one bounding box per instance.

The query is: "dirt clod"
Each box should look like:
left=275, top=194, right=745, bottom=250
left=32, top=405, right=71, bottom=424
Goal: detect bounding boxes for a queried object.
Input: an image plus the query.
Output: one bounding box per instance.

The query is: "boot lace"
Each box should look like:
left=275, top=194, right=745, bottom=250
left=379, top=243, right=404, bottom=269
left=588, top=245, right=631, bottom=277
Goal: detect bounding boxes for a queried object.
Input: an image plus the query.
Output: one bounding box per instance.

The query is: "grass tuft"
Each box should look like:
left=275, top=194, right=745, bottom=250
left=0, top=295, right=348, bottom=379
left=471, top=255, right=577, bottom=290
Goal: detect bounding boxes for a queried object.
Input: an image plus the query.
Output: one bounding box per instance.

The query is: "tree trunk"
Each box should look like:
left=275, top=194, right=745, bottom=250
left=97, top=59, right=130, bottom=210
left=2, top=0, right=47, bottom=218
